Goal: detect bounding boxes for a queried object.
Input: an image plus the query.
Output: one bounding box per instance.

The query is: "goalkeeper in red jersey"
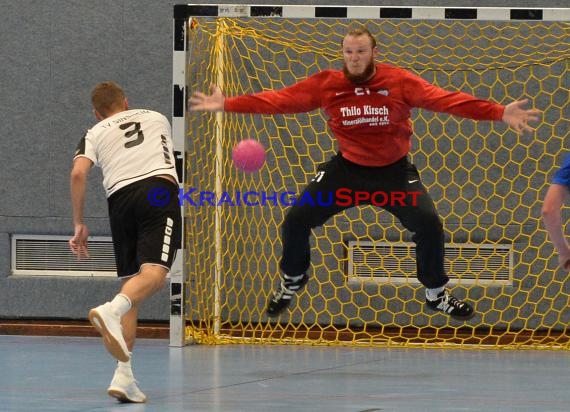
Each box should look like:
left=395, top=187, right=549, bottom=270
left=189, top=27, right=540, bottom=320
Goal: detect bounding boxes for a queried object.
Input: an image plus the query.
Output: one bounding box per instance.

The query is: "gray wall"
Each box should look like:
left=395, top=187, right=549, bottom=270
left=0, top=0, right=176, bottom=320
left=0, top=1, right=567, bottom=321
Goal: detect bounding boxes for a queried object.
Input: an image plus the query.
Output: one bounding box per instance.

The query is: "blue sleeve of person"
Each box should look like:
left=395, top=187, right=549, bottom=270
left=552, top=153, right=570, bottom=188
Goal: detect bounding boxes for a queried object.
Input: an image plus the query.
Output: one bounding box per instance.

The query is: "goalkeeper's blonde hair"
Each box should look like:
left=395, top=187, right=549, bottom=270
left=342, top=27, right=376, bottom=49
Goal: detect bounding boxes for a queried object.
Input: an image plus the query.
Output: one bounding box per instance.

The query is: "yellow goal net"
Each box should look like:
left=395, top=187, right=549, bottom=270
left=180, top=12, right=569, bottom=348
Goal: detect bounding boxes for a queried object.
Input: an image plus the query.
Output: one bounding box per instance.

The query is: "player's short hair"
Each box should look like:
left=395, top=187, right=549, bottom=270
left=91, top=81, right=126, bottom=117
left=342, top=27, right=377, bottom=49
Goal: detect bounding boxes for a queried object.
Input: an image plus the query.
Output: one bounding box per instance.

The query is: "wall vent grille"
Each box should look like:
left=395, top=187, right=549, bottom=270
left=347, top=241, right=513, bottom=286
left=11, top=234, right=116, bottom=277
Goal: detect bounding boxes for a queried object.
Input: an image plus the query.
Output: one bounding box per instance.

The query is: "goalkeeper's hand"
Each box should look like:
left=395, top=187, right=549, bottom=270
left=502, top=99, right=541, bottom=134
left=189, top=84, right=225, bottom=112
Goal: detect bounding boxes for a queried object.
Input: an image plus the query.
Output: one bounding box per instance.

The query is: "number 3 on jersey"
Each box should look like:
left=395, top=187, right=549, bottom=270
left=120, top=122, right=144, bottom=148
left=119, top=121, right=172, bottom=165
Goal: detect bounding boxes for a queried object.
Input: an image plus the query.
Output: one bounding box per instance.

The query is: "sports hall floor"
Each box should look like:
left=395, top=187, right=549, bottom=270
left=1, top=334, right=569, bottom=411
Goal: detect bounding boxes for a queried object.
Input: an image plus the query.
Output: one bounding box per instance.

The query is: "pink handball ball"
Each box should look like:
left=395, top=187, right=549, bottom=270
left=232, top=139, right=266, bottom=173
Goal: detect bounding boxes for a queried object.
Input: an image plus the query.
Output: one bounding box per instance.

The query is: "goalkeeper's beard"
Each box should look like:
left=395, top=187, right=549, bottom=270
left=343, top=59, right=376, bottom=84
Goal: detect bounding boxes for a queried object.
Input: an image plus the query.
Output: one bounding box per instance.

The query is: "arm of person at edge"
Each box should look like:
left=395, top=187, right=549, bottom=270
left=69, top=156, right=94, bottom=259
left=188, top=71, right=540, bottom=135
left=542, top=184, right=570, bottom=270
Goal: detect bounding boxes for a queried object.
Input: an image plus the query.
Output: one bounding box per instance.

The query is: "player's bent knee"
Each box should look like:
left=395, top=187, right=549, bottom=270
left=139, top=263, right=169, bottom=289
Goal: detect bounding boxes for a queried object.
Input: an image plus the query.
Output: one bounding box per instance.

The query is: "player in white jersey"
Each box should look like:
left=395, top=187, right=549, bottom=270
left=69, top=82, right=181, bottom=403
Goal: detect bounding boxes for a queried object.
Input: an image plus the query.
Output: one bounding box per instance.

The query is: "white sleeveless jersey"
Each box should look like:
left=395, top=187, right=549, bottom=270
left=74, top=109, right=178, bottom=197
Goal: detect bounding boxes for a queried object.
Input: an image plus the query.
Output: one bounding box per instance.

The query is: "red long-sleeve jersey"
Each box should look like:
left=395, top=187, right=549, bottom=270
left=224, top=63, right=505, bottom=167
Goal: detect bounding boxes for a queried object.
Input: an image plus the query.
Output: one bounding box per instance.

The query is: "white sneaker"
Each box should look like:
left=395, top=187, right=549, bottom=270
left=107, top=367, right=147, bottom=403
left=88, top=302, right=130, bottom=362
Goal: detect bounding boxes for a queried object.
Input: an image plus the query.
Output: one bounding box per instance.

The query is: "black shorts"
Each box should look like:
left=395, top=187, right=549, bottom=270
left=108, top=176, right=182, bottom=278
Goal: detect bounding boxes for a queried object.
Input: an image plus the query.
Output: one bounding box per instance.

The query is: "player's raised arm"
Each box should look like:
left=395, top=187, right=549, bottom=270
left=189, top=84, right=225, bottom=112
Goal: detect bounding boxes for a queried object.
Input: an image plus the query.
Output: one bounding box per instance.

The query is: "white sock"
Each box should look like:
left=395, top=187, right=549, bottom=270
left=426, top=286, right=445, bottom=301
left=110, top=294, right=132, bottom=317
left=118, top=358, right=132, bottom=370
left=117, top=358, right=134, bottom=376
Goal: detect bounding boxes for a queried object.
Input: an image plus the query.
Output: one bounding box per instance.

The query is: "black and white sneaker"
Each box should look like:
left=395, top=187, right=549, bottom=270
left=425, top=290, right=475, bottom=320
left=266, top=274, right=309, bottom=317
